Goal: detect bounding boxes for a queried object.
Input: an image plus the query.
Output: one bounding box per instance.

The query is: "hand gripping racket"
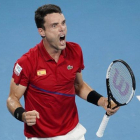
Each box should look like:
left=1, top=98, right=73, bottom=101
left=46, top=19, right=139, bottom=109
left=96, top=59, right=136, bottom=137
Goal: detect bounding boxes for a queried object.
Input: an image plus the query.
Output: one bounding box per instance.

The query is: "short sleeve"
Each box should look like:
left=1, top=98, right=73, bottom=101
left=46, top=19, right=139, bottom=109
left=12, top=55, right=31, bottom=86
left=77, top=47, right=85, bottom=73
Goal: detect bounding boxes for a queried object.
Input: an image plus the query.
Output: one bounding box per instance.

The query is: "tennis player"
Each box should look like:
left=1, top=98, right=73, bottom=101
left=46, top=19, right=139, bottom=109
left=7, top=4, right=119, bottom=140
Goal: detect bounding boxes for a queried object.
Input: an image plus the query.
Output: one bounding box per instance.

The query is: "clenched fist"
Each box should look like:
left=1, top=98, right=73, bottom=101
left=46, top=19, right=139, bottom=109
left=22, top=110, right=40, bottom=126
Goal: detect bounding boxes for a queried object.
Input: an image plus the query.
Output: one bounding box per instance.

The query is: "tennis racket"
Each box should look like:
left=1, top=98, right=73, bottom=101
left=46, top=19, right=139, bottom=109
left=96, top=59, right=136, bottom=137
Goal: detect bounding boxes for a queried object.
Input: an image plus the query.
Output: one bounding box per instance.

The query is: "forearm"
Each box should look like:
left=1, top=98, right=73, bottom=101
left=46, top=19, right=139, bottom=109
left=75, top=73, right=103, bottom=106
left=7, top=79, right=27, bottom=116
left=7, top=95, right=23, bottom=116
left=75, top=81, right=92, bottom=100
left=7, top=96, right=27, bottom=122
left=75, top=81, right=103, bottom=106
left=97, top=96, right=106, bottom=107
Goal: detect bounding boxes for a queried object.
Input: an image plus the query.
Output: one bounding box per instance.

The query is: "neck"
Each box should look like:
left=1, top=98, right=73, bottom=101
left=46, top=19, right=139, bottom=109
left=43, top=39, right=61, bottom=63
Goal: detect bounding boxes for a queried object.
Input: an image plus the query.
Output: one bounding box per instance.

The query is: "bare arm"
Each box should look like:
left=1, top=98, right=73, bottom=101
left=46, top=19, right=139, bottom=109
left=7, top=78, right=39, bottom=125
left=7, top=78, right=27, bottom=115
left=74, top=72, right=93, bottom=100
left=74, top=72, right=119, bottom=115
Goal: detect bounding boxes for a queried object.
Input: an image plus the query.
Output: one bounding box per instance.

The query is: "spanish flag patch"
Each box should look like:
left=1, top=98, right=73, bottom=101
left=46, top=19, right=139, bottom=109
left=37, top=69, right=46, bottom=76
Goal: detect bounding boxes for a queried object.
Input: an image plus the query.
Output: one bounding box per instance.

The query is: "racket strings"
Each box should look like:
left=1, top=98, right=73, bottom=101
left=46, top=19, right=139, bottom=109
left=109, top=63, right=133, bottom=104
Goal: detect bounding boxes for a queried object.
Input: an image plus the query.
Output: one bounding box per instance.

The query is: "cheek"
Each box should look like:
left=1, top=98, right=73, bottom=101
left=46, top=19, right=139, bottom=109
left=45, top=31, right=57, bottom=40
left=64, top=26, right=67, bottom=33
left=45, top=33, right=59, bottom=44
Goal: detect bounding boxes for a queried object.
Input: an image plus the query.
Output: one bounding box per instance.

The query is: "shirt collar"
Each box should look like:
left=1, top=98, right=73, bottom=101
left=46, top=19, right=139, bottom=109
left=39, top=40, right=66, bottom=61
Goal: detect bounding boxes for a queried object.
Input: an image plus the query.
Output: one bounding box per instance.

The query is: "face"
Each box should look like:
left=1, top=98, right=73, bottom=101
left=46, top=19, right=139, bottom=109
left=39, top=13, right=67, bottom=51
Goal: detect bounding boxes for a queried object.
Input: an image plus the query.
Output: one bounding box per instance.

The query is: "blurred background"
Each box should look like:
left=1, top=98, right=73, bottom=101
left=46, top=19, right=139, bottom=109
left=0, top=0, right=140, bottom=140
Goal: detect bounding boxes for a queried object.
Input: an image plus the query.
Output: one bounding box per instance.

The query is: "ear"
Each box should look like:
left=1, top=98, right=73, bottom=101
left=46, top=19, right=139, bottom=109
left=38, top=28, right=45, bottom=38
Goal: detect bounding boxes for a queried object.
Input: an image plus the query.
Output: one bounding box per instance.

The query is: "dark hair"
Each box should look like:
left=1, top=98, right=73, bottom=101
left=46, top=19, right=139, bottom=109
left=35, top=4, right=62, bottom=29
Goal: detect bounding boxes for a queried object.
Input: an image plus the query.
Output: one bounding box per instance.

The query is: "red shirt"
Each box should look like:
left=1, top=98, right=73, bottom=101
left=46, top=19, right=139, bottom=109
left=12, top=40, right=84, bottom=138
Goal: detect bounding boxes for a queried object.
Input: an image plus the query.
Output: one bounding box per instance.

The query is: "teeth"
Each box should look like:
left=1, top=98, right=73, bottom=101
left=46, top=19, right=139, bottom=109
left=60, top=35, right=65, bottom=37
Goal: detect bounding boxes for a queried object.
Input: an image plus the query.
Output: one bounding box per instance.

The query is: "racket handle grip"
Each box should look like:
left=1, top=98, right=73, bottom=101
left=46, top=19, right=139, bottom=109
left=96, top=114, right=110, bottom=137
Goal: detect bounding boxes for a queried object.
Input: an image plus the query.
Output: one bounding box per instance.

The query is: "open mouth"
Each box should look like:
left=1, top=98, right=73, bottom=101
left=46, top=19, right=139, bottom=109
left=59, top=35, right=66, bottom=46
left=60, top=35, right=65, bottom=41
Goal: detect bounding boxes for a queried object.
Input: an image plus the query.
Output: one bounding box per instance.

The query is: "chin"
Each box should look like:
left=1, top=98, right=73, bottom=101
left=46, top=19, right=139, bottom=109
left=60, top=45, right=66, bottom=50
left=59, top=43, right=66, bottom=50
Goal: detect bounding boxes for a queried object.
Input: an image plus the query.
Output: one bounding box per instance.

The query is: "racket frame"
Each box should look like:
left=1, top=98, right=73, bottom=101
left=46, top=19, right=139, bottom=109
left=96, top=59, right=136, bottom=137
left=106, top=59, right=136, bottom=107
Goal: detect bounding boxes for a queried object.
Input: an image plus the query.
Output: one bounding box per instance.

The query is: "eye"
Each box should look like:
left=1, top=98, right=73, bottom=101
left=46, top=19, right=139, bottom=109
left=62, top=20, right=66, bottom=25
left=52, top=23, right=57, bottom=28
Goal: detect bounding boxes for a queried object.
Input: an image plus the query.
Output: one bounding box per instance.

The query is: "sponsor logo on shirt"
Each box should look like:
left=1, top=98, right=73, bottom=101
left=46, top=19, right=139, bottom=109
left=37, top=69, right=46, bottom=76
left=14, top=63, right=22, bottom=76
left=67, top=65, right=73, bottom=70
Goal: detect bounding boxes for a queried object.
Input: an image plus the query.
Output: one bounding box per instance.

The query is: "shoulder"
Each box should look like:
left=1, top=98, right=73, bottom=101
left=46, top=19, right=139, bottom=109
left=16, top=44, right=39, bottom=64
left=13, top=44, right=40, bottom=77
left=65, top=42, right=84, bottom=64
left=66, top=42, right=83, bottom=55
left=13, top=44, right=40, bottom=74
left=66, top=42, right=82, bottom=50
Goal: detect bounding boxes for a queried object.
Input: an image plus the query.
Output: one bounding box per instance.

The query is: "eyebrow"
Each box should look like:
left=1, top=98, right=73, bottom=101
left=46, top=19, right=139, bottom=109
left=62, top=19, right=66, bottom=23
left=51, top=22, right=58, bottom=26
left=51, top=19, right=66, bottom=25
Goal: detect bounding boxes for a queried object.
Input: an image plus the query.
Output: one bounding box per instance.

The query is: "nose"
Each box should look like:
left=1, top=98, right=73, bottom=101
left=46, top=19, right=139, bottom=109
left=59, top=24, right=65, bottom=32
